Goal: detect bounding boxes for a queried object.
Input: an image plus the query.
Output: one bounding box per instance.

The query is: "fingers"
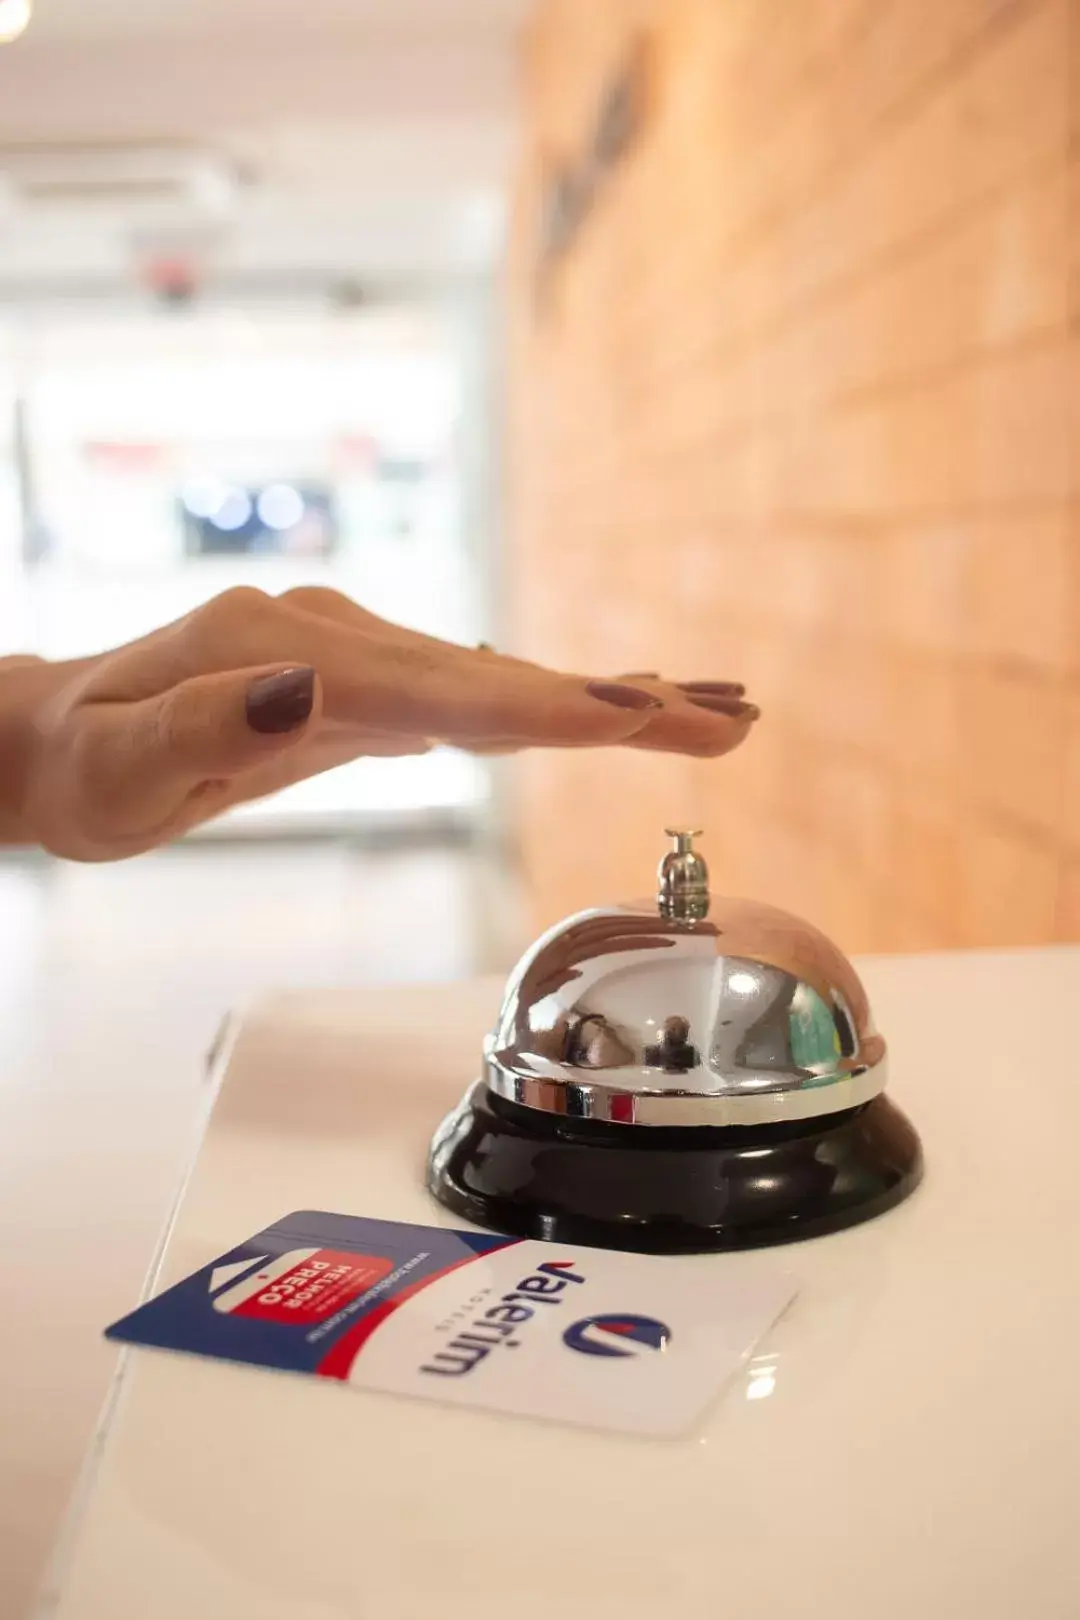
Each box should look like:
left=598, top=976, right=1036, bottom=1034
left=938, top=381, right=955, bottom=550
left=607, top=675, right=760, bottom=757
left=620, top=674, right=746, bottom=697
left=469, top=665, right=760, bottom=758
left=218, top=593, right=666, bottom=746
left=674, top=681, right=746, bottom=698
left=398, top=677, right=761, bottom=758
left=70, top=664, right=319, bottom=842
left=466, top=692, right=759, bottom=758
left=272, top=592, right=759, bottom=756
left=626, top=707, right=758, bottom=757
left=317, top=640, right=661, bottom=744
left=248, top=590, right=672, bottom=745
left=85, top=585, right=757, bottom=757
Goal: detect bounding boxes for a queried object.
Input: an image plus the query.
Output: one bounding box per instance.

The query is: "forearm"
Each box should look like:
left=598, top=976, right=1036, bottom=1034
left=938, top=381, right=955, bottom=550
left=0, top=655, right=93, bottom=845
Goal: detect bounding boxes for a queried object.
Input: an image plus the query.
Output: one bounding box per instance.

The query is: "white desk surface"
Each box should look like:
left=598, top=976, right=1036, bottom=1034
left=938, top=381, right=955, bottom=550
left=39, top=951, right=1080, bottom=1620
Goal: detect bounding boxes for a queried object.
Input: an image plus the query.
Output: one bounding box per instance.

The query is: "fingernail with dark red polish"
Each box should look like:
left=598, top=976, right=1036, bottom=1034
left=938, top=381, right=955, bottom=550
left=678, top=681, right=746, bottom=697
left=586, top=681, right=664, bottom=711
left=688, top=695, right=760, bottom=719
left=246, top=667, right=316, bottom=734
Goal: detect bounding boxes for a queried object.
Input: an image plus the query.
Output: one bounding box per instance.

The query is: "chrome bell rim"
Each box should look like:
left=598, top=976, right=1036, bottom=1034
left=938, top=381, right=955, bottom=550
left=483, top=1046, right=888, bottom=1127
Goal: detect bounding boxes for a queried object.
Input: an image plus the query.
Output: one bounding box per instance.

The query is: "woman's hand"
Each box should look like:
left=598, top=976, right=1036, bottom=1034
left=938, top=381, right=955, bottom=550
left=1, top=586, right=758, bottom=860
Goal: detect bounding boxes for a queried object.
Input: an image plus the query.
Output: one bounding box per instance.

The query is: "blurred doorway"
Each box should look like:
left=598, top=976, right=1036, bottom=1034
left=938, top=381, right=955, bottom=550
left=0, top=0, right=520, bottom=838
left=0, top=300, right=492, bottom=832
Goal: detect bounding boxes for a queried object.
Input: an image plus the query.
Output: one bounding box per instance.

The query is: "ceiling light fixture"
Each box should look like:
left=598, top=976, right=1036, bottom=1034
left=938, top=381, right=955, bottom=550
left=0, top=0, right=32, bottom=45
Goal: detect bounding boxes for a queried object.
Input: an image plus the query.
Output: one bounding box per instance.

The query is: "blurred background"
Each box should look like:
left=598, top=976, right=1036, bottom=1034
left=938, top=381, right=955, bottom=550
left=1, top=0, right=1078, bottom=1610
left=0, top=0, right=513, bottom=836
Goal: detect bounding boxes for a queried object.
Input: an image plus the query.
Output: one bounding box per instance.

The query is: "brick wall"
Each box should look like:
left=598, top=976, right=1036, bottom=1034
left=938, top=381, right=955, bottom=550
left=507, top=0, right=1080, bottom=952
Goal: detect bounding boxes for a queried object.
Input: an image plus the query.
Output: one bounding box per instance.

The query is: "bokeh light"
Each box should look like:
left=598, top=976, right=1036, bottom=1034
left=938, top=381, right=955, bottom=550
left=0, top=0, right=32, bottom=45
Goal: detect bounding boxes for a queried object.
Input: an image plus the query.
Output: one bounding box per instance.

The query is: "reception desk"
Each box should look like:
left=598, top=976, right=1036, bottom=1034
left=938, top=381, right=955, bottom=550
left=38, top=950, right=1080, bottom=1620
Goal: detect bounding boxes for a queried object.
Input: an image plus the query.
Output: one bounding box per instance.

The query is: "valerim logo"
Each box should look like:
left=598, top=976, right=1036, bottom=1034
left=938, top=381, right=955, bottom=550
left=562, top=1314, right=671, bottom=1358
left=420, top=1259, right=585, bottom=1379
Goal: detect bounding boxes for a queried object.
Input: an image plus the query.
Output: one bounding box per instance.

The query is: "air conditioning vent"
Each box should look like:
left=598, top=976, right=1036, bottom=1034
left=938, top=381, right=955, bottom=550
left=0, top=143, right=241, bottom=215
left=19, top=177, right=193, bottom=204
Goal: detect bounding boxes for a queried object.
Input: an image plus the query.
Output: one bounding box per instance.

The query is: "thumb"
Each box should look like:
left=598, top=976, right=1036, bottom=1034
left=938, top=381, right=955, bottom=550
left=72, top=665, right=318, bottom=841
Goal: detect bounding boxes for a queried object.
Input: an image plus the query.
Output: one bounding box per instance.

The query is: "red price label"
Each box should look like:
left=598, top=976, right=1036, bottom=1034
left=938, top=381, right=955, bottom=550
left=223, top=1249, right=394, bottom=1327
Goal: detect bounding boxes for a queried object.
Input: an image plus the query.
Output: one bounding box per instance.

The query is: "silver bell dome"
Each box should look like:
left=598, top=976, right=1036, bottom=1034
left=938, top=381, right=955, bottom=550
left=485, top=829, right=887, bottom=1128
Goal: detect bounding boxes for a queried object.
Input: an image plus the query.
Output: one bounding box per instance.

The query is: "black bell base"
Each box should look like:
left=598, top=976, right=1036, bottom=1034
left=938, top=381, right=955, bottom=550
left=427, top=1082, right=923, bottom=1254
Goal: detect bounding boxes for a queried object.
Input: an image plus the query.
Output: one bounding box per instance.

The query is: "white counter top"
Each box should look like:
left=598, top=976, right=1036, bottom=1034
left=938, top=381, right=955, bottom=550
left=40, top=949, right=1080, bottom=1620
